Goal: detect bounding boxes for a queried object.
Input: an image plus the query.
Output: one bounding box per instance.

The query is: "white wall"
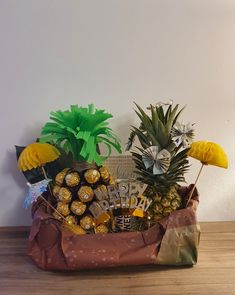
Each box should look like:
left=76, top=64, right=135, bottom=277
left=0, top=0, right=234, bottom=226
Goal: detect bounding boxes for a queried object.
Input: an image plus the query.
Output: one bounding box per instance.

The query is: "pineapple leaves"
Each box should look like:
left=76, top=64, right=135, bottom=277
left=165, top=104, right=186, bottom=136
left=39, top=104, right=122, bottom=165
left=128, top=102, right=190, bottom=195
left=150, top=104, right=168, bottom=147
left=130, top=126, right=152, bottom=149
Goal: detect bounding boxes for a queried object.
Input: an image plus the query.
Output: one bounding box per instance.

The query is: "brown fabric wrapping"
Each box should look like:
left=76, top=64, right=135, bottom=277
left=27, top=185, right=200, bottom=270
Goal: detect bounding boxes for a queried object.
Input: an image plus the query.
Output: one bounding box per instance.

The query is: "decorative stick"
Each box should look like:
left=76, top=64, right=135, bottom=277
left=185, top=163, right=205, bottom=208
left=41, top=166, right=57, bottom=212
left=41, top=166, right=53, bottom=194
left=39, top=194, right=66, bottom=222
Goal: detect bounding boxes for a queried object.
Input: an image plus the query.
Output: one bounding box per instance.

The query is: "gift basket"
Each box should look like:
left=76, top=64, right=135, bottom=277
left=16, top=102, right=228, bottom=270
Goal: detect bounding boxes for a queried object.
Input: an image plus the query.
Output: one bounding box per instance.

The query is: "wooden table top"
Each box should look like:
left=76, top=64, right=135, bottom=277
left=0, top=222, right=235, bottom=295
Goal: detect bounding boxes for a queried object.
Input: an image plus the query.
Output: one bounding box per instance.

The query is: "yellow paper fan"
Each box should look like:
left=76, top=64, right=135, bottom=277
left=185, top=141, right=228, bottom=207
left=188, top=141, right=228, bottom=168
left=18, top=143, right=60, bottom=171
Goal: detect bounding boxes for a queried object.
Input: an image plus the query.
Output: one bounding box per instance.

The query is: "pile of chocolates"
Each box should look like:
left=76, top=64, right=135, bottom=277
left=52, top=166, right=112, bottom=234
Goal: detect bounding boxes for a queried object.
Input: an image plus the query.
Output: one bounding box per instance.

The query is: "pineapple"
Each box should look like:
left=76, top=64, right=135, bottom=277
left=38, top=104, right=122, bottom=233
left=127, top=103, right=192, bottom=221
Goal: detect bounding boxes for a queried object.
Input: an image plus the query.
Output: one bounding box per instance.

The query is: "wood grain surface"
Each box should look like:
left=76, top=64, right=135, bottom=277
left=0, top=222, right=235, bottom=295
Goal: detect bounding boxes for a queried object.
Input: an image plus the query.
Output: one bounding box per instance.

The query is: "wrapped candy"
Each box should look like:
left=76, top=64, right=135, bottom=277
left=65, top=215, right=77, bottom=225
left=55, top=168, right=70, bottom=186
left=53, top=211, right=63, bottom=221
left=95, top=224, right=109, bottom=234
left=52, top=185, right=61, bottom=198
left=71, top=201, right=86, bottom=216
left=58, top=187, right=72, bottom=203
left=56, top=202, right=70, bottom=217
left=63, top=223, right=86, bottom=235
left=84, top=169, right=100, bottom=184
left=95, top=212, right=111, bottom=225
left=65, top=172, right=80, bottom=187
left=77, top=186, right=94, bottom=202
left=80, top=215, right=95, bottom=230
left=99, top=166, right=110, bottom=182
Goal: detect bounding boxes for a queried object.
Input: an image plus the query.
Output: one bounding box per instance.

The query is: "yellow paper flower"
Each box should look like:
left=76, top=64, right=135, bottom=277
left=188, top=141, right=228, bottom=169
left=18, top=143, right=60, bottom=171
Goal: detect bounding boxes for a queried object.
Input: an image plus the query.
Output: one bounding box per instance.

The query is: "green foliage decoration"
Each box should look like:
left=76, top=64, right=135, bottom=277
left=39, top=104, right=122, bottom=166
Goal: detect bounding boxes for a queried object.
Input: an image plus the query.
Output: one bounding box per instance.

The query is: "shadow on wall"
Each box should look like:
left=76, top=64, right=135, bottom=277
left=109, top=113, right=135, bottom=155
left=0, top=122, right=44, bottom=226
left=1, top=149, right=31, bottom=225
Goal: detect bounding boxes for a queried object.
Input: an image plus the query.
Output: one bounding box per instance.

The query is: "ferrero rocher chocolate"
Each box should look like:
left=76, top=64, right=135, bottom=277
left=65, top=172, right=80, bottom=187
left=80, top=215, right=95, bottom=230
left=53, top=211, right=63, bottom=221
left=56, top=202, right=70, bottom=217
left=52, top=185, right=61, bottom=198
left=84, top=169, right=100, bottom=184
left=71, top=201, right=86, bottom=216
left=55, top=168, right=70, bottom=185
left=58, top=187, right=72, bottom=203
left=99, top=166, right=110, bottom=182
left=77, top=186, right=94, bottom=202
left=95, top=224, right=109, bottom=234
left=64, top=224, right=86, bottom=235
left=65, top=215, right=77, bottom=226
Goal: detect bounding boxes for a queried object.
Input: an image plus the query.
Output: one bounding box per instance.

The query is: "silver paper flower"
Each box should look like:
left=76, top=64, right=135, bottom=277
left=142, top=146, right=171, bottom=175
left=147, top=100, right=173, bottom=110
left=171, top=122, right=194, bottom=148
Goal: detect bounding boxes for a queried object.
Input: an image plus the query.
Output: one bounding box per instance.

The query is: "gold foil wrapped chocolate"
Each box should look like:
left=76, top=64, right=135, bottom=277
left=99, top=166, right=110, bottom=182
left=58, top=187, right=72, bottom=203
left=65, top=215, right=77, bottom=225
left=65, top=172, right=80, bottom=187
left=52, top=185, right=61, bottom=198
left=84, top=169, right=100, bottom=184
left=95, top=212, right=111, bottom=225
left=56, top=202, right=70, bottom=217
left=77, top=186, right=94, bottom=202
left=80, top=215, right=95, bottom=230
left=95, top=224, right=109, bottom=234
left=53, top=211, right=63, bottom=221
left=55, top=168, right=70, bottom=185
left=63, top=223, right=86, bottom=235
left=71, top=201, right=86, bottom=216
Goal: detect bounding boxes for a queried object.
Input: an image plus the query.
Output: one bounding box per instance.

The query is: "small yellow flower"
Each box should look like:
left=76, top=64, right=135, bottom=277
left=188, top=141, right=228, bottom=169
left=18, top=142, right=60, bottom=171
